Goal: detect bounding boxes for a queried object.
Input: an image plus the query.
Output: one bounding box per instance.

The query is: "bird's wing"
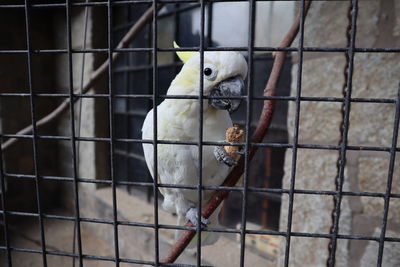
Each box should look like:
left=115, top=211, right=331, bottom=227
left=142, top=109, right=174, bottom=199
left=142, top=109, right=155, bottom=179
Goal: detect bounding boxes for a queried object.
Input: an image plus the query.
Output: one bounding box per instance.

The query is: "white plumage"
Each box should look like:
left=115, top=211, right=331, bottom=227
left=142, top=49, right=247, bottom=246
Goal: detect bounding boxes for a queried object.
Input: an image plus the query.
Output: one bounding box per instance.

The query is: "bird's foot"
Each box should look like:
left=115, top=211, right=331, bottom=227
left=185, top=207, right=209, bottom=227
left=214, top=146, right=238, bottom=167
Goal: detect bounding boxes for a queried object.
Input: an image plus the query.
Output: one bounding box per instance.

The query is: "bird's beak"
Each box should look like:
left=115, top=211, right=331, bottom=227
left=208, top=76, right=245, bottom=113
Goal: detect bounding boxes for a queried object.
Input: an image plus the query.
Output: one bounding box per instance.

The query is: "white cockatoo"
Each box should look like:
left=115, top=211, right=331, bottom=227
left=142, top=43, right=247, bottom=246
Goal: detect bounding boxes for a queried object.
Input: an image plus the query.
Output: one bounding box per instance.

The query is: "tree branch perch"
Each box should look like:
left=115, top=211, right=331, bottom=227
left=161, top=1, right=312, bottom=263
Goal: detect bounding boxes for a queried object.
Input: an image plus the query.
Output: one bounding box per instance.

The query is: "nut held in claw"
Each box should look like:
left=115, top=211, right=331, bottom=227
left=224, top=124, right=245, bottom=161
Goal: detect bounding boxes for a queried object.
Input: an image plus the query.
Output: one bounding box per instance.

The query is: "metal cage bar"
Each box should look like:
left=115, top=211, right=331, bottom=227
left=107, top=1, right=122, bottom=266
left=376, top=89, right=400, bottom=264
left=196, top=0, right=206, bottom=265
left=4, top=133, right=400, bottom=153
left=65, top=0, right=84, bottom=265
left=3, top=93, right=400, bottom=104
left=284, top=0, right=306, bottom=265
left=2, top=46, right=400, bottom=55
left=0, top=138, right=11, bottom=265
left=23, top=0, right=48, bottom=266
left=0, top=0, right=312, bottom=9
left=152, top=1, right=160, bottom=266
left=239, top=0, right=256, bottom=266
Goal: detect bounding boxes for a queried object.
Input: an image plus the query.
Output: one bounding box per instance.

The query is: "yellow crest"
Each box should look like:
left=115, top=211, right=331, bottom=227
left=174, top=41, right=195, bottom=63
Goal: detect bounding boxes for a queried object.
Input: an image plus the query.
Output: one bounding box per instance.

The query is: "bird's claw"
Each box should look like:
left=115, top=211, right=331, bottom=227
left=214, top=146, right=238, bottom=167
left=185, top=207, right=209, bottom=227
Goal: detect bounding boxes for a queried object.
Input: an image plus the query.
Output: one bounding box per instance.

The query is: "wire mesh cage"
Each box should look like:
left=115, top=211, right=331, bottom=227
left=0, top=0, right=400, bottom=266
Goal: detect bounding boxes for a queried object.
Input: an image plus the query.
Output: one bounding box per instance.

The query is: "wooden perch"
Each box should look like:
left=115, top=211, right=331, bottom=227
left=161, top=0, right=312, bottom=264
left=1, top=3, right=164, bottom=151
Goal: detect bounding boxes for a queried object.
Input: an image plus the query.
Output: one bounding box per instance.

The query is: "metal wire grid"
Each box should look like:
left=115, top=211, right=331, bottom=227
left=152, top=1, right=160, bottom=265
left=23, top=1, right=48, bottom=265
left=0, top=0, right=399, bottom=267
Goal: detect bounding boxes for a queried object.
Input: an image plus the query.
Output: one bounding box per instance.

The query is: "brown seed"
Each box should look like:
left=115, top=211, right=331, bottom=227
left=224, top=124, right=244, bottom=161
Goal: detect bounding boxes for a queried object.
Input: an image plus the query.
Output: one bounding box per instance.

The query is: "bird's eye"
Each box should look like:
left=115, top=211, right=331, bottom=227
left=204, top=68, right=212, bottom=76
left=203, top=64, right=218, bottom=81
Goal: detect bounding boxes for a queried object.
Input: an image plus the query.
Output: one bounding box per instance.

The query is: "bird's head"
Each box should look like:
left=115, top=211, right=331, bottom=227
left=168, top=42, right=248, bottom=113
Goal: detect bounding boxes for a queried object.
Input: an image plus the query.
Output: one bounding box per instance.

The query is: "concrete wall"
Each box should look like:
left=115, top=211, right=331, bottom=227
left=279, top=1, right=400, bottom=266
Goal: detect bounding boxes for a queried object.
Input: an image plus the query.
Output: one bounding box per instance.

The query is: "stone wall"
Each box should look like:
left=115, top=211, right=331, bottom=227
left=279, top=0, right=400, bottom=266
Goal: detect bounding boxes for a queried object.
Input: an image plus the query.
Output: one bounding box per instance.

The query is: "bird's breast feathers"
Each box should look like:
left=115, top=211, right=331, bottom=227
left=144, top=100, right=232, bottom=142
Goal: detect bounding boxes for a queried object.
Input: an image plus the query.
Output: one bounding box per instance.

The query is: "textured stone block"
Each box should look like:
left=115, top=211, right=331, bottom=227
left=283, top=149, right=339, bottom=191
left=352, top=53, right=400, bottom=99
left=289, top=55, right=346, bottom=144
left=359, top=195, right=400, bottom=225
left=395, top=0, right=400, bottom=37
left=348, top=102, right=395, bottom=147
left=356, top=0, right=380, bottom=47
left=297, top=55, right=345, bottom=98
left=360, top=228, right=400, bottom=267
left=358, top=156, right=400, bottom=224
left=288, top=236, right=330, bottom=266
left=291, top=100, right=342, bottom=144
left=349, top=53, right=400, bottom=147
left=388, top=197, right=400, bottom=227
left=279, top=149, right=351, bottom=266
left=358, top=154, right=400, bottom=194
left=302, top=1, right=348, bottom=47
